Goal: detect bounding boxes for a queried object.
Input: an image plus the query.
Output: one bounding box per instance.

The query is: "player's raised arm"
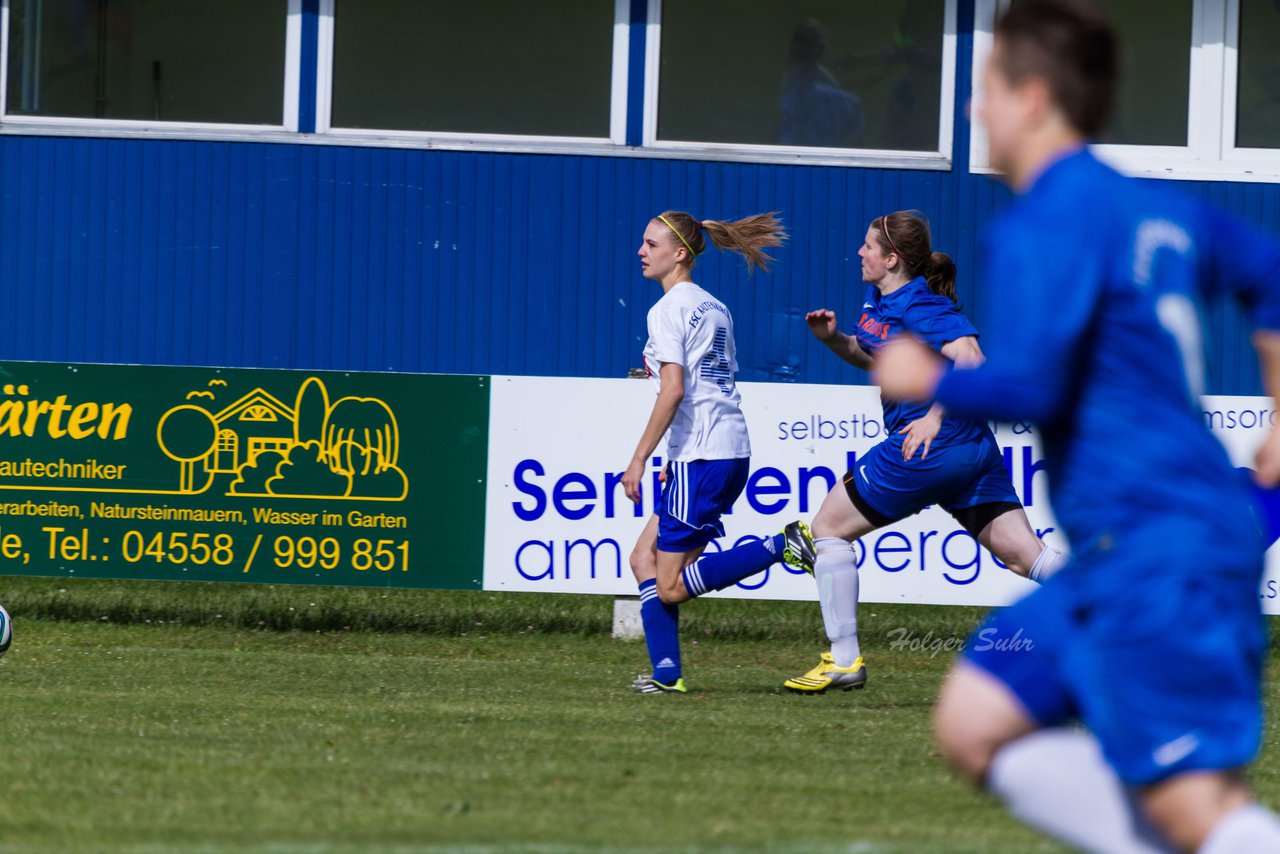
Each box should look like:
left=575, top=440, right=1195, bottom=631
left=878, top=226, right=1102, bottom=424
left=939, top=334, right=984, bottom=367
left=805, top=309, right=874, bottom=369
left=1254, top=333, right=1280, bottom=486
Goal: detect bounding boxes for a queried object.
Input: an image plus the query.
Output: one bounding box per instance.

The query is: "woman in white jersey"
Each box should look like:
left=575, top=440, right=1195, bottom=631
left=624, top=210, right=814, bottom=694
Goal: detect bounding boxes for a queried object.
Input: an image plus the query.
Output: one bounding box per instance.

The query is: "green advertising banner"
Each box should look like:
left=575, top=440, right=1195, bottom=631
left=0, top=362, right=487, bottom=589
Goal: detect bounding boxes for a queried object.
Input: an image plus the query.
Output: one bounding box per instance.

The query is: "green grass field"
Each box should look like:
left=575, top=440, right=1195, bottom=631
left=1, top=578, right=1277, bottom=853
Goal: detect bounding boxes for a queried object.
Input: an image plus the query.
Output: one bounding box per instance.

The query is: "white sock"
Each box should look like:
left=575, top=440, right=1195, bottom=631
left=1029, top=546, right=1068, bottom=583
left=988, top=729, right=1174, bottom=854
left=814, top=537, right=860, bottom=667
left=1199, top=803, right=1280, bottom=853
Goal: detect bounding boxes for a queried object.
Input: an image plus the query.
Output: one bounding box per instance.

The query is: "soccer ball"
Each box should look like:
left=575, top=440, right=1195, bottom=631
left=0, top=604, right=11, bottom=657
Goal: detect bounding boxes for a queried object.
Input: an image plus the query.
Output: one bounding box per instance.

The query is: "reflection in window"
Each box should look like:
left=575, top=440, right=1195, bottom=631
left=5, top=0, right=287, bottom=124
left=1236, top=0, right=1280, bottom=150
left=658, top=1, right=946, bottom=152
left=331, top=0, right=614, bottom=137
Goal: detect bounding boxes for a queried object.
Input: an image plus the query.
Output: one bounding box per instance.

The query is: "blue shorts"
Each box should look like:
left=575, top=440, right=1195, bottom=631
left=656, top=458, right=750, bottom=552
left=845, top=432, right=1020, bottom=529
left=964, top=533, right=1266, bottom=785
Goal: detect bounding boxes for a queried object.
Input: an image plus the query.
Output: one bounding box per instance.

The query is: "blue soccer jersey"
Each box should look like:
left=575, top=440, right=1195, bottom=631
left=935, top=147, right=1280, bottom=570
left=853, top=277, right=986, bottom=447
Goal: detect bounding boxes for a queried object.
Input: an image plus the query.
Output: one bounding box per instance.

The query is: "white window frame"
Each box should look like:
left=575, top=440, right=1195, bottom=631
left=314, top=0, right=631, bottom=155
left=1220, top=0, right=1280, bottom=175
left=640, top=0, right=957, bottom=170
left=971, top=0, right=1280, bottom=183
left=0, top=0, right=302, bottom=141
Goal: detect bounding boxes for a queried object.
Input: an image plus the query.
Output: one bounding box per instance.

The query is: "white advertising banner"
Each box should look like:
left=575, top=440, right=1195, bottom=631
left=484, top=377, right=1280, bottom=613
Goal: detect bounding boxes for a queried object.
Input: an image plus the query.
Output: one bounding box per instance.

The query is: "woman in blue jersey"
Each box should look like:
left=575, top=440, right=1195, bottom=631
left=624, top=210, right=815, bottom=694
left=872, top=4, right=1280, bottom=851
left=783, top=210, right=1065, bottom=694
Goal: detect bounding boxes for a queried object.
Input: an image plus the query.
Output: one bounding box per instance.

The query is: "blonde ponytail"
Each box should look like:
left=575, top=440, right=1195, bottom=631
left=655, top=210, right=788, bottom=274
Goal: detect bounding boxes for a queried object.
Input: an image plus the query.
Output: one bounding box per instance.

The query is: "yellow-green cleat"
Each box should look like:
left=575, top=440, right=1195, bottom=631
left=782, top=521, right=817, bottom=574
left=632, top=674, right=687, bottom=694
left=783, top=651, right=867, bottom=693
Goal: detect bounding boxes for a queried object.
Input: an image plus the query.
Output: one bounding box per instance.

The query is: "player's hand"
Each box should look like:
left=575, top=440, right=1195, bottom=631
left=1255, top=429, right=1280, bottom=487
left=805, top=309, right=839, bottom=343
left=900, top=413, right=941, bottom=461
left=622, top=458, right=645, bottom=504
left=874, top=336, right=945, bottom=402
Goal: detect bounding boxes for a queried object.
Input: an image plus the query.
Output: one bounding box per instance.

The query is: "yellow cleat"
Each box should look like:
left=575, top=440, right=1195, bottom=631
left=782, top=520, right=817, bottom=574
left=783, top=651, right=867, bottom=693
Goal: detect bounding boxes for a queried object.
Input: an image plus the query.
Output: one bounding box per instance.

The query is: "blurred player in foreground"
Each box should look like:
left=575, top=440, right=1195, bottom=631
left=625, top=210, right=816, bottom=694
left=874, top=2, right=1280, bottom=851
left=783, top=210, right=1066, bottom=694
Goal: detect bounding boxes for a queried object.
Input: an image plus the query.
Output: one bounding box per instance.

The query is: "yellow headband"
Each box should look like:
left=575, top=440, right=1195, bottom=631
left=658, top=215, right=697, bottom=258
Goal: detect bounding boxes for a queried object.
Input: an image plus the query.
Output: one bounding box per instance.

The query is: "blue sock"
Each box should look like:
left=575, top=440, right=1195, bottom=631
left=638, top=578, right=681, bottom=684
left=682, top=534, right=784, bottom=597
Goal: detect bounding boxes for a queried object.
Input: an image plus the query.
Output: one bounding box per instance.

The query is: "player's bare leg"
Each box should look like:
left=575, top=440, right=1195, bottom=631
left=977, top=507, right=1065, bottom=581
left=1141, top=771, right=1257, bottom=853
left=628, top=514, right=661, bottom=585
left=937, top=662, right=1174, bottom=852
left=653, top=545, right=704, bottom=604
left=934, top=661, right=1037, bottom=782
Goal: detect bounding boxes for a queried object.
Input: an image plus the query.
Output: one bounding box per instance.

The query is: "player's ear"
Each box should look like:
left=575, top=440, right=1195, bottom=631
left=1022, top=74, right=1057, bottom=127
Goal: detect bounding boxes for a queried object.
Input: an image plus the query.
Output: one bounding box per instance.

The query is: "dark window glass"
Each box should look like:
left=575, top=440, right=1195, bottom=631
left=1236, top=0, right=1280, bottom=149
left=657, top=0, right=946, bottom=152
left=6, top=0, right=287, bottom=124
left=1095, top=0, right=1192, bottom=146
left=1007, top=0, right=1192, bottom=145
left=331, top=0, right=615, bottom=137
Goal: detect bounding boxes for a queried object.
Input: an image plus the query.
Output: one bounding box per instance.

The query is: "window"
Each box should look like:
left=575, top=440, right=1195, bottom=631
left=0, top=1, right=967, bottom=168
left=325, top=0, right=619, bottom=141
left=1005, top=0, right=1196, bottom=147
left=646, top=0, right=956, bottom=165
left=3, top=0, right=292, bottom=127
left=1232, top=0, right=1280, bottom=151
left=1092, top=0, right=1194, bottom=147
left=973, top=0, right=1280, bottom=182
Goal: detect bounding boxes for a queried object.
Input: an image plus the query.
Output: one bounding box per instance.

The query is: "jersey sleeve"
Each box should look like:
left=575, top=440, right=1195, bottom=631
left=647, top=300, right=688, bottom=366
left=934, top=214, right=1103, bottom=423
left=901, top=294, right=980, bottom=352
left=1198, top=202, right=1280, bottom=332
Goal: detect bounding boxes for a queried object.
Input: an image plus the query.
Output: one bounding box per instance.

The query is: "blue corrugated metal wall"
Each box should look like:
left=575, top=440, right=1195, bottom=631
left=2, top=135, right=1275, bottom=394
left=0, top=136, right=946, bottom=376
left=1, top=8, right=1277, bottom=394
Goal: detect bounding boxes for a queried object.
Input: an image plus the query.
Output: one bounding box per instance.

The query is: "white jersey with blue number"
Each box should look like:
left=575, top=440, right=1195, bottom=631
left=642, top=281, right=751, bottom=462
